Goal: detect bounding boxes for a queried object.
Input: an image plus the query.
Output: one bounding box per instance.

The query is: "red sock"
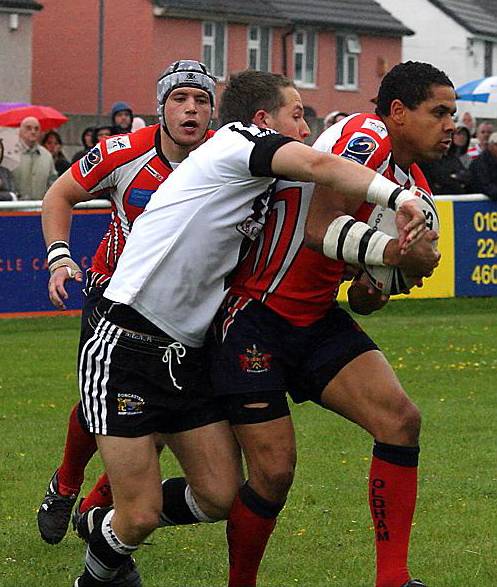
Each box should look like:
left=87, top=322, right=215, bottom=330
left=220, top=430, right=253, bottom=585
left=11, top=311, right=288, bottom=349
left=369, top=443, right=419, bottom=587
left=227, top=484, right=282, bottom=587
left=79, top=472, right=113, bottom=513
left=57, top=403, right=97, bottom=496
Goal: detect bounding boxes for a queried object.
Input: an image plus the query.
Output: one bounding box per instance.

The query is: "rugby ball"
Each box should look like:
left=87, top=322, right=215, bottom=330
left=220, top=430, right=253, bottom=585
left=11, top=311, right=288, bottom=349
left=362, top=188, right=439, bottom=295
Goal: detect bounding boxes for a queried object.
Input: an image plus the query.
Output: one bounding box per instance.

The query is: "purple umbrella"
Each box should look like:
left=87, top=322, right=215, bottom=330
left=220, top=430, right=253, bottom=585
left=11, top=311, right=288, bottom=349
left=0, top=102, right=30, bottom=114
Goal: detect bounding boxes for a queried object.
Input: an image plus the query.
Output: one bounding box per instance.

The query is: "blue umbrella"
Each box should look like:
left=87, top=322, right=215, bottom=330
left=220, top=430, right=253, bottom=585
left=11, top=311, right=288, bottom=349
left=455, top=76, right=497, bottom=103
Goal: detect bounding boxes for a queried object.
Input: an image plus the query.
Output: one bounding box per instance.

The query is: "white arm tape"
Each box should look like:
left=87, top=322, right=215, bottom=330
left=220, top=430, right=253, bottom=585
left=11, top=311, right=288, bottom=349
left=366, top=174, right=417, bottom=210
left=323, top=215, right=393, bottom=266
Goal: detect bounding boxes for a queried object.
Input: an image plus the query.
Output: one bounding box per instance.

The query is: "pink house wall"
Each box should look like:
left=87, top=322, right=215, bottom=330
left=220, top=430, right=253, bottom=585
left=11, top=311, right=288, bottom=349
left=32, top=2, right=402, bottom=119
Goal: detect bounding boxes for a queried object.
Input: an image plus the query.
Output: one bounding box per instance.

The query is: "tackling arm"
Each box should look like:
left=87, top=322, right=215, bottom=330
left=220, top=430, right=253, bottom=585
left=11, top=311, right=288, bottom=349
left=271, top=141, right=425, bottom=249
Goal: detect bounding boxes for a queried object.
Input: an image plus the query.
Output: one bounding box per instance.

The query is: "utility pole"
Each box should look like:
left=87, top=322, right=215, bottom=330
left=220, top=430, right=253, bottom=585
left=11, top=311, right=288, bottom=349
left=96, top=0, right=105, bottom=124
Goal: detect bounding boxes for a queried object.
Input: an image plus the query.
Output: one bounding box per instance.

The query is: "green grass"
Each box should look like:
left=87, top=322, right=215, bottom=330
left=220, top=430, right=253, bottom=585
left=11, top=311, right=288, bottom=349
left=1, top=298, right=497, bottom=586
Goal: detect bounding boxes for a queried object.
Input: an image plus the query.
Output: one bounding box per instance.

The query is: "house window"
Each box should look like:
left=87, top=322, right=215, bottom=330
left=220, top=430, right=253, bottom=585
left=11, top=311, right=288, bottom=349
left=293, top=30, right=316, bottom=86
left=203, top=21, right=226, bottom=79
left=247, top=26, right=271, bottom=71
left=484, top=40, right=493, bottom=77
left=336, top=34, right=361, bottom=89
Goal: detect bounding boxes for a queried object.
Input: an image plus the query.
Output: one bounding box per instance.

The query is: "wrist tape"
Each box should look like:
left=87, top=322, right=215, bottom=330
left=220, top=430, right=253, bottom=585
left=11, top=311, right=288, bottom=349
left=47, top=241, right=81, bottom=277
left=366, top=174, right=417, bottom=210
left=322, top=215, right=393, bottom=266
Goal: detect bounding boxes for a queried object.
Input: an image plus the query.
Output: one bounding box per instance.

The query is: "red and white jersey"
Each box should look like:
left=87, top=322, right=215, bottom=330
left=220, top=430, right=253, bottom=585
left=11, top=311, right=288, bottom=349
left=230, top=112, right=432, bottom=326
left=72, top=125, right=214, bottom=286
left=467, top=142, right=482, bottom=160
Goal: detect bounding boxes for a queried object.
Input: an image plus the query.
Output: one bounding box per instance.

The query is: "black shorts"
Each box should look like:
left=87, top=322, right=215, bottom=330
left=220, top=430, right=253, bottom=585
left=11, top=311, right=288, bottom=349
left=209, top=297, right=379, bottom=405
left=78, top=299, right=225, bottom=437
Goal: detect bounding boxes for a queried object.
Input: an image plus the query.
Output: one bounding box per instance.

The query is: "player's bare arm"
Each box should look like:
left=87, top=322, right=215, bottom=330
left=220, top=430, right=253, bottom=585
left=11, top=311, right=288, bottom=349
left=271, top=141, right=426, bottom=249
left=42, top=171, right=93, bottom=309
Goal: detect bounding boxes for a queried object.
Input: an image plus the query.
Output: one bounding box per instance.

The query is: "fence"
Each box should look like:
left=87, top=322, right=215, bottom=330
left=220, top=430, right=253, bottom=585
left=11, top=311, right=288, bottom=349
left=1, top=195, right=496, bottom=317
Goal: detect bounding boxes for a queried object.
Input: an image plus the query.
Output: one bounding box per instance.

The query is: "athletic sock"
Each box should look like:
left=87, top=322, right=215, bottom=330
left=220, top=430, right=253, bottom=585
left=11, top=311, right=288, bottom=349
left=84, top=509, right=137, bottom=583
left=369, top=441, right=420, bottom=587
left=80, top=473, right=113, bottom=513
left=57, top=403, right=97, bottom=496
left=159, top=477, right=216, bottom=526
left=227, top=482, right=284, bottom=587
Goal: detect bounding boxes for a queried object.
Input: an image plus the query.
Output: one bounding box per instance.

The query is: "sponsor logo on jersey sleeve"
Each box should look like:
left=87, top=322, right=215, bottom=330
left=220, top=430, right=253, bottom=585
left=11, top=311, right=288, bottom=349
left=361, top=118, right=388, bottom=139
left=106, top=135, right=131, bottom=154
left=340, top=132, right=379, bottom=165
left=79, top=145, right=103, bottom=177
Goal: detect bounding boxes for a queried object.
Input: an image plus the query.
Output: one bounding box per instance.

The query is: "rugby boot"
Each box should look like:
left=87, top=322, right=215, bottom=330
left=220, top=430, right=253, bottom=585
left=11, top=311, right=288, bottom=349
left=37, top=469, right=78, bottom=544
left=401, top=580, right=427, bottom=587
left=73, top=505, right=112, bottom=543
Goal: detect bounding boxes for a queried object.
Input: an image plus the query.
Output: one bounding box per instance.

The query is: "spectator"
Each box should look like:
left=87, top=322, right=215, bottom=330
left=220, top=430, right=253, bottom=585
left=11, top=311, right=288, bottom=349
left=467, top=121, right=494, bottom=160
left=110, top=101, right=133, bottom=134
left=420, top=127, right=471, bottom=195
left=71, top=126, right=95, bottom=163
left=0, top=139, right=17, bottom=201
left=12, top=116, right=57, bottom=200
left=460, top=111, right=476, bottom=136
left=469, top=131, right=497, bottom=200
left=131, top=116, right=147, bottom=131
left=92, top=125, right=113, bottom=144
left=42, top=130, right=71, bottom=176
left=323, top=110, right=349, bottom=129
left=452, top=125, right=472, bottom=168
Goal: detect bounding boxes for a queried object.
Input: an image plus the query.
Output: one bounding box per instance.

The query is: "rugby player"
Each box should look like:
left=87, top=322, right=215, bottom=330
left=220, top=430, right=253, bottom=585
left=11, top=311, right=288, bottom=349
left=210, top=61, right=452, bottom=587
left=39, top=61, right=245, bottom=586
left=70, top=68, right=428, bottom=586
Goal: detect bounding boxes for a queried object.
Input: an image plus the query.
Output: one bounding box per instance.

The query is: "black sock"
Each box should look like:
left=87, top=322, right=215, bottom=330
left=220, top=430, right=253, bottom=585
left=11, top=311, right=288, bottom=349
left=160, top=477, right=214, bottom=526
left=84, top=509, right=137, bottom=583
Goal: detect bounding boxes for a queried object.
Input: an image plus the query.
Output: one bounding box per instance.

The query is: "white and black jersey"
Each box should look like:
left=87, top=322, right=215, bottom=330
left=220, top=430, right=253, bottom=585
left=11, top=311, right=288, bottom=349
left=104, top=122, right=295, bottom=347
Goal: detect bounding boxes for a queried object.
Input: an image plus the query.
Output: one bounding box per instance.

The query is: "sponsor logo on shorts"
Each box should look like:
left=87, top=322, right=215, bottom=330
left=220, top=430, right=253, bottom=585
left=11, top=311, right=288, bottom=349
left=341, top=133, right=378, bottom=165
left=106, top=135, right=131, bottom=154
left=117, top=393, right=144, bottom=416
left=239, top=344, right=272, bottom=373
left=79, top=145, right=102, bottom=177
left=361, top=118, right=388, bottom=139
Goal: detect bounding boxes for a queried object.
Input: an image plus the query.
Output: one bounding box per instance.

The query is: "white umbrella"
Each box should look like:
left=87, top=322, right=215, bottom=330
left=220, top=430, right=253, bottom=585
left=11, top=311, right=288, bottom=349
left=455, top=76, right=497, bottom=103
left=0, top=127, right=21, bottom=171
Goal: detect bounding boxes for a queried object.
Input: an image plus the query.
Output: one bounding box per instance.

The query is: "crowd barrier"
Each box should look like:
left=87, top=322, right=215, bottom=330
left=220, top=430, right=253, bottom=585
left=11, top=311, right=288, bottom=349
left=0, top=195, right=495, bottom=318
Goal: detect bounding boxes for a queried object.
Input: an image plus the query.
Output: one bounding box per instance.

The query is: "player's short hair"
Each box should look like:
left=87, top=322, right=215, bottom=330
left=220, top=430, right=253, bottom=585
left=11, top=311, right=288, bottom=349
left=219, top=70, right=296, bottom=126
left=375, top=61, right=453, bottom=116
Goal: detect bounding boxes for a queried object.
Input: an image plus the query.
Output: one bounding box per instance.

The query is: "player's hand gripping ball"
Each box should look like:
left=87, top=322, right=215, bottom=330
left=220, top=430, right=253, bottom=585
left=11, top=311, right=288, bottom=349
left=362, top=186, right=439, bottom=295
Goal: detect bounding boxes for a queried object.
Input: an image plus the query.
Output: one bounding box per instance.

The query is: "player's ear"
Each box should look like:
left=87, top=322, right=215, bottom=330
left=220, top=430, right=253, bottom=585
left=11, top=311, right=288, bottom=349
left=390, top=99, right=406, bottom=125
left=252, top=109, right=270, bottom=128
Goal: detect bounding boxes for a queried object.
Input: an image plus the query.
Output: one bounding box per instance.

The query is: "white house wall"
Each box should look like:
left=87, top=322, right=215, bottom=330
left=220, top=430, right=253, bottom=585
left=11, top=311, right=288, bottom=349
left=0, top=12, right=32, bottom=102
left=377, top=0, right=497, bottom=119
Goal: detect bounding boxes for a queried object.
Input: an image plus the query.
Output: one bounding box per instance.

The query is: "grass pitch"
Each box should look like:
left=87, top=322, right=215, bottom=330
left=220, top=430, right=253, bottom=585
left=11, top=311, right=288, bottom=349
left=1, top=297, right=496, bottom=586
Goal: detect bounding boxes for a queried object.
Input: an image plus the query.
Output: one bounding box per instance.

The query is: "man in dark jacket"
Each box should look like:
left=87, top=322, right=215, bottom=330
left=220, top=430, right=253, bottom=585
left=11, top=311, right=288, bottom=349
left=469, top=131, right=497, bottom=200
left=110, top=101, right=133, bottom=134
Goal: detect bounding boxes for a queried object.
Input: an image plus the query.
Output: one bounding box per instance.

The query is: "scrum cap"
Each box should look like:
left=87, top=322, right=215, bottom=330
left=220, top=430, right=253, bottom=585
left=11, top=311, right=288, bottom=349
left=157, top=60, right=216, bottom=124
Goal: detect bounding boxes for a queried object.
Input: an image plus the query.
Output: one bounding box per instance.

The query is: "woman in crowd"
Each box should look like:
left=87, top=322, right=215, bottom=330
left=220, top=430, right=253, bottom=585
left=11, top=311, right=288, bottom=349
left=42, top=130, right=71, bottom=176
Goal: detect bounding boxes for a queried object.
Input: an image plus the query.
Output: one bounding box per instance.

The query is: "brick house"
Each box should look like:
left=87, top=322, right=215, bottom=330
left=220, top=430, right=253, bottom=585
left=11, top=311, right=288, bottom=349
left=31, top=0, right=411, bottom=144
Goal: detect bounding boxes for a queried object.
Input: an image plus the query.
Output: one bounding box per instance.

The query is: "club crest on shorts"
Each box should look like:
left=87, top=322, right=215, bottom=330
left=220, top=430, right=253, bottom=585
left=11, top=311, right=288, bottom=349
left=117, top=393, right=145, bottom=415
left=239, top=344, right=272, bottom=373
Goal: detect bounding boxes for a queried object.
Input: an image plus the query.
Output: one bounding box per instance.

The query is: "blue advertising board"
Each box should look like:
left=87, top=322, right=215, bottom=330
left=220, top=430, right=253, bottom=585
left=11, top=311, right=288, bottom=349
left=453, top=200, right=497, bottom=296
left=0, top=210, right=110, bottom=316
